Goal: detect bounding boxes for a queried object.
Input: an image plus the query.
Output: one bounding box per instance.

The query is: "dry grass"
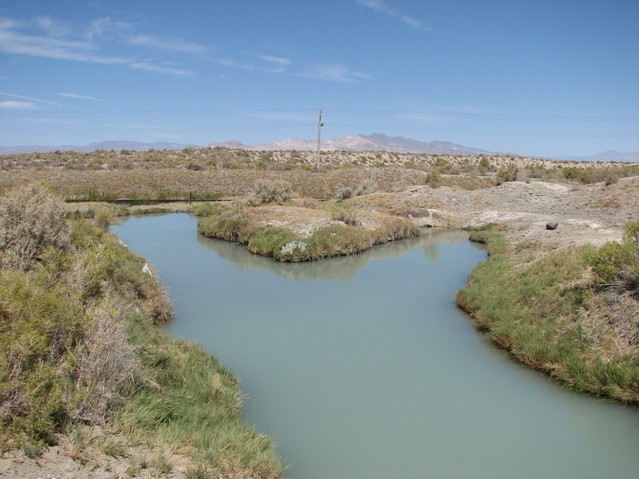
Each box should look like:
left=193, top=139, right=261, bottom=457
left=4, top=148, right=637, bottom=205
left=74, top=302, right=143, bottom=425
left=0, top=167, right=428, bottom=200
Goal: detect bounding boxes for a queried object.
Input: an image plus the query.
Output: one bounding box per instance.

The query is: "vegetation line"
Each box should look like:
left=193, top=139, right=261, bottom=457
left=456, top=224, right=639, bottom=404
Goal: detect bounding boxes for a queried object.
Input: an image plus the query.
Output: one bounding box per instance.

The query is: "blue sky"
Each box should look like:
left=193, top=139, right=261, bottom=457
left=1, top=0, right=638, bottom=157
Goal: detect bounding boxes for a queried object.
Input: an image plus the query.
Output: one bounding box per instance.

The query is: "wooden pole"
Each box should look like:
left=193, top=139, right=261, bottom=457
left=316, top=109, right=323, bottom=170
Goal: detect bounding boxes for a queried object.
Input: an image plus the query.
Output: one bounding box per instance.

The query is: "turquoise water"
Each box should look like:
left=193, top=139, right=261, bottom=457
left=114, top=214, right=639, bottom=479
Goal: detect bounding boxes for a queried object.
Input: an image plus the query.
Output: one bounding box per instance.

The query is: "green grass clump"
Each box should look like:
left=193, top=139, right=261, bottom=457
left=457, top=224, right=639, bottom=404
left=198, top=214, right=254, bottom=244
left=248, top=226, right=299, bottom=259
left=119, top=333, right=281, bottom=478
left=191, top=202, right=224, bottom=217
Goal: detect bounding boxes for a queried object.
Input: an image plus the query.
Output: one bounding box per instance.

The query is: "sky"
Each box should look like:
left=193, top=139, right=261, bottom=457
left=0, top=0, right=638, bottom=157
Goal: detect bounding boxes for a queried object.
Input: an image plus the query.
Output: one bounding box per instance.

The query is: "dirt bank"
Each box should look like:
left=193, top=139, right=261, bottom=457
left=351, top=176, right=638, bottom=250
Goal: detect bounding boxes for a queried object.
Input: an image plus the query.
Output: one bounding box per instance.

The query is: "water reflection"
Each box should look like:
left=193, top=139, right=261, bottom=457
left=197, top=227, right=473, bottom=282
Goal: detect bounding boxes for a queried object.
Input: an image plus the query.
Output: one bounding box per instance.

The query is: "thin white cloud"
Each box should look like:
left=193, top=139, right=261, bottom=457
left=213, top=53, right=369, bottom=83
left=240, top=111, right=315, bottom=122
left=299, top=63, right=370, bottom=83
left=254, top=54, right=291, bottom=73
left=257, top=55, right=291, bottom=66
left=357, top=0, right=433, bottom=30
left=34, top=15, right=72, bottom=37
left=129, top=62, right=193, bottom=78
left=86, top=17, right=134, bottom=41
left=0, top=91, right=69, bottom=107
left=211, top=57, right=247, bottom=68
left=0, top=18, right=129, bottom=65
left=0, top=100, right=35, bottom=109
left=127, top=34, right=208, bottom=55
left=0, top=15, right=197, bottom=78
left=58, top=92, right=106, bottom=102
left=399, top=112, right=451, bottom=123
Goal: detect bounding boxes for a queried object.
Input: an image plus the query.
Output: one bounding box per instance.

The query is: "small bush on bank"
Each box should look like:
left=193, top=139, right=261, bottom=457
left=198, top=214, right=253, bottom=243
left=587, top=222, right=639, bottom=293
left=94, top=207, right=115, bottom=229
left=191, top=202, right=223, bottom=217
left=246, top=179, right=292, bottom=206
left=331, top=207, right=360, bottom=226
left=335, top=180, right=377, bottom=201
left=0, top=184, right=70, bottom=270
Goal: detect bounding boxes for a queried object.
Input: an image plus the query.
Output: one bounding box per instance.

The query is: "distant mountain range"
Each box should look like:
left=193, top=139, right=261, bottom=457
left=1, top=134, right=637, bottom=162
left=209, top=133, right=495, bottom=155
left=0, top=141, right=197, bottom=155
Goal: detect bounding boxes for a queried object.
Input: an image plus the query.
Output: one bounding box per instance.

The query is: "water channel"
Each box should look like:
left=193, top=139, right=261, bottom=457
left=113, top=214, right=639, bottom=479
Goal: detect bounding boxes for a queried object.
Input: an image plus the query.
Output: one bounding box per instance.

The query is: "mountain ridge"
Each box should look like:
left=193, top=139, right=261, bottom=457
left=1, top=135, right=637, bottom=162
left=209, top=133, right=495, bottom=155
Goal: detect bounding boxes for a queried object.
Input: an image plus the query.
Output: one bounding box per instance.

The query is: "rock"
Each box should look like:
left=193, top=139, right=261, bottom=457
left=546, top=222, right=558, bottom=230
left=281, top=240, right=307, bottom=255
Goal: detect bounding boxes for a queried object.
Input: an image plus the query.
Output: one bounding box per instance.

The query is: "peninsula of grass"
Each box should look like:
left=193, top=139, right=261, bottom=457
left=0, top=185, right=282, bottom=478
left=457, top=224, right=639, bottom=404
left=197, top=206, right=420, bottom=262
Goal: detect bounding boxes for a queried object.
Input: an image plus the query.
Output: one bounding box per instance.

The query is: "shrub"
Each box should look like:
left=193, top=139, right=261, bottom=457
left=198, top=215, right=253, bottom=243
left=434, top=158, right=452, bottom=172
left=496, top=164, right=518, bottom=185
left=335, top=185, right=353, bottom=201
left=185, top=159, right=201, bottom=170
left=0, top=184, right=70, bottom=270
left=74, top=305, right=143, bottom=424
left=94, top=208, right=115, bottom=229
left=587, top=222, right=639, bottom=293
left=0, top=268, right=84, bottom=447
left=354, top=180, right=376, bottom=196
left=562, top=167, right=594, bottom=184
left=331, top=207, right=360, bottom=226
left=191, top=203, right=223, bottom=217
left=424, top=170, right=442, bottom=187
left=246, top=179, right=292, bottom=206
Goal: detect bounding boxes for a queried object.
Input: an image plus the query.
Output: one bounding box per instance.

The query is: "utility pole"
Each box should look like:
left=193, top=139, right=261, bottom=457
left=316, top=108, right=324, bottom=170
